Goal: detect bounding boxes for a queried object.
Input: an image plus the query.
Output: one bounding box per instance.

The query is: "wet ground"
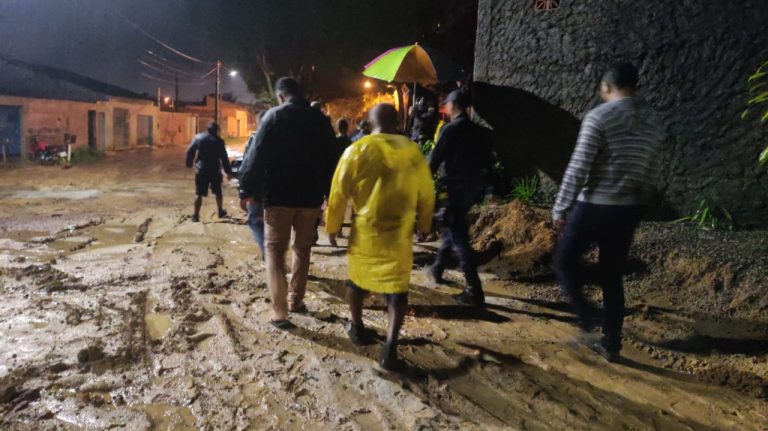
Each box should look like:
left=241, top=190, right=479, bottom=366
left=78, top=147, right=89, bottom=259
left=1, top=148, right=766, bottom=430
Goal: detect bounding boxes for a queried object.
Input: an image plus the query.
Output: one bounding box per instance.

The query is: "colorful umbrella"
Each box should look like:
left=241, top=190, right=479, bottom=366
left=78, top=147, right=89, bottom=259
left=363, top=44, right=465, bottom=84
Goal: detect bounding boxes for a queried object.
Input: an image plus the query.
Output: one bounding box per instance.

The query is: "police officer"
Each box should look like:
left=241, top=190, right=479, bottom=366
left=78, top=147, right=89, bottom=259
left=428, top=89, right=494, bottom=306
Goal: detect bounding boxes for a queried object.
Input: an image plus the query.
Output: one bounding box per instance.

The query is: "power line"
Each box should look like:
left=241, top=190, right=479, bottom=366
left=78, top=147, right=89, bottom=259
left=144, top=51, right=197, bottom=77
left=140, top=72, right=212, bottom=87
left=122, top=16, right=215, bottom=65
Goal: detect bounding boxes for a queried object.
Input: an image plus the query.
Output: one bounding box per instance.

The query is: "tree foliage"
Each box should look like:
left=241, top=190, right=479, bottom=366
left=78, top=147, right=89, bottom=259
left=742, top=60, right=768, bottom=168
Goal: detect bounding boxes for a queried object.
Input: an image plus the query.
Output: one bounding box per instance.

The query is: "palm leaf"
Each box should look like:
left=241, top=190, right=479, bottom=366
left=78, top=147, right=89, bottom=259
left=759, top=146, right=768, bottom=168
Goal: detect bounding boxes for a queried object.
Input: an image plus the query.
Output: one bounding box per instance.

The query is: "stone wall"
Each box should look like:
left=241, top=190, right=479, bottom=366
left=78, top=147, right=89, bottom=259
left=474, top=0, right=768, bottom=226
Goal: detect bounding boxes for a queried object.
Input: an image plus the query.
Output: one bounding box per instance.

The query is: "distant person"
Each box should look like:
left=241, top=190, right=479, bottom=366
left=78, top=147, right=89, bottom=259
left=241, top=111, right=268, bottom=256
left=428, top=89, right=494, bottom=307
left=311, top=100, right=332, bottom=125
left=239, top=77, right=337, bottom=329
left=408, top=95, right=439, bottom=145
left=185, top=122, right=233, bottom=222
left=334, top=118, right=352, bottom=161
left=351, top=119, right=372, bottom=143
left=553, top=63, right=664, bottom=362
left=326, top=103, right=434, bottom=371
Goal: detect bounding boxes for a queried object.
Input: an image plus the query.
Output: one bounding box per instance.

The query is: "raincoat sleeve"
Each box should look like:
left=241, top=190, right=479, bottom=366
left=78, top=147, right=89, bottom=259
left=325, top=146, right=356, bottom=234
left=415, top=156, right=436, bottom=234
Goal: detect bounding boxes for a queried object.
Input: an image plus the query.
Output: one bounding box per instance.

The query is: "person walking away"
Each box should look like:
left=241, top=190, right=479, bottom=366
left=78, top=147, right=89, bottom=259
left=553, top=63, right=664, bottom=362
left=428, top=89, right=494, bottom=307
left=332, top=118, right=353, bottom=239
left=351, top=119, right=372, bottom=143
left=186, top=122, right=233, bottom=222
left=239, top=77, right=337, bottom=329
left=326, top=104, right=435, bottom=371
left=240, top=111, right=268, bottom=256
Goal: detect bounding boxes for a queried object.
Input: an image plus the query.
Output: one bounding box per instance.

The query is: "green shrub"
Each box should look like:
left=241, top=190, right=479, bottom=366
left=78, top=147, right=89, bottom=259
left=673, top=199, right=733, bottom=231
left=741, top=60, right=768, bottom=168
left=70, top=147, right=103, bottom=165
left=507, top=176, right=539, bottom=204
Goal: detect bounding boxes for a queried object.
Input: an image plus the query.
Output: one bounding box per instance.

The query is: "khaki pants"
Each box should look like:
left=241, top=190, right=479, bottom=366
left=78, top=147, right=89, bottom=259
left=264, top=206, right=321, bottom=319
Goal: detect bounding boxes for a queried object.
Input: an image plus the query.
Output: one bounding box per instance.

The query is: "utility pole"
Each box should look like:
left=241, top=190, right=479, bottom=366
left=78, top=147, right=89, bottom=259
left=214, top=60, right=222, bottom=125
left=174, top=73, right=179, bottom=112
left=156, top=87, right=161, bottom=108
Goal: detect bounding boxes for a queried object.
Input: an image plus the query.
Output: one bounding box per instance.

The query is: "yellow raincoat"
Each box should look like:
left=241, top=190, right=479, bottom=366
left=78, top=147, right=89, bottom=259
left=326, top=133, right=435, bottom=294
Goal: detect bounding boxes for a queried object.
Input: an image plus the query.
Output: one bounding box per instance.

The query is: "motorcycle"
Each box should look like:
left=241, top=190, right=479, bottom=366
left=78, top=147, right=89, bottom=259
left=27, top=133, right=73, bottom=166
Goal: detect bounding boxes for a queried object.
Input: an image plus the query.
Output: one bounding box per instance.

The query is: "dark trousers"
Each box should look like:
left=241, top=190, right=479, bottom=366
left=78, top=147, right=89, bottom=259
left=434, top=184, right=482, bottom=291
left=554, top=202, right=642, bottom=352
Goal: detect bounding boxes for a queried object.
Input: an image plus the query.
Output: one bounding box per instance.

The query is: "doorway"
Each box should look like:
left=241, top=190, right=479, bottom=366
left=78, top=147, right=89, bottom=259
left=137, top=115, right=153, bottom=147
left=113, top=108, right=130, bottom=149
left=0, top=105, right=22, bottom=156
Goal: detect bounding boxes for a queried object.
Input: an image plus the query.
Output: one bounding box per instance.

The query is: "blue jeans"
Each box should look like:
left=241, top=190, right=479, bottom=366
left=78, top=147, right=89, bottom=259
left=554, top=202, right=642, bottom=352
left=247, top=200, right=265, bottom=254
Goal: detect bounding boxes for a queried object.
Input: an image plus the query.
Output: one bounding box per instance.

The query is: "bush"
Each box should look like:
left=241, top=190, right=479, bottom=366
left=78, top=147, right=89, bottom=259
left=673, top=199, right=733, bottom=231
left=70, top=147, right=103, bottom=165
left=742, top=60, right=768, bottom=168
left=507, top=176, right=539, bottom=204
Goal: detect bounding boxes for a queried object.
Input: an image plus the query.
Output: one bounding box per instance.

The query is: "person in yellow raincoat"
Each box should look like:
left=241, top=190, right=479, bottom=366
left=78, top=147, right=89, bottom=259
left=326, top=103, right=435, bottom=371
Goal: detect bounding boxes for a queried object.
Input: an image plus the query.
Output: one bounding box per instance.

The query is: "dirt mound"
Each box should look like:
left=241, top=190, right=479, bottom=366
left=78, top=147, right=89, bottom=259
left=469, top=202, right=557, bottom=278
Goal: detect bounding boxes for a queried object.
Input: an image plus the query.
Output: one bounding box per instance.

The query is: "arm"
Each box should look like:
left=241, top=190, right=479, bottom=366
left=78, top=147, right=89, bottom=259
left=428, top=126, right=450, bottom=174
left=325, top=146, right=356, bottom=235
left=552, top=112, right=603, bottom=221
left=415, top=156, right=436, bottom=234
left=219, top=139, right=233, bottom=176
left=185, top=138, right=198, bottom=168
left=239, top=112, right=275, bottom=198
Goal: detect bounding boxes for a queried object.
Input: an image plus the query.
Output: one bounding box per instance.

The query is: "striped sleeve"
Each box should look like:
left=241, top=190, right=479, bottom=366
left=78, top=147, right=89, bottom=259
left=552, top=111, right=603, bottom=221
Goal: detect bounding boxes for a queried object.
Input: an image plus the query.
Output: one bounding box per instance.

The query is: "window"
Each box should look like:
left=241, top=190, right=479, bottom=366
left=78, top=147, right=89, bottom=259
left=534, top=0, right=560, bottom=11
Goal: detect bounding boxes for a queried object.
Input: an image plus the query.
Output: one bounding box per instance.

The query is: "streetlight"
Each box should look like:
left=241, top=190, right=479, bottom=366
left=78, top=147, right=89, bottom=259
left=229, top=70, right=238, bottom=78
left=364, top=80, right=373, bottom=90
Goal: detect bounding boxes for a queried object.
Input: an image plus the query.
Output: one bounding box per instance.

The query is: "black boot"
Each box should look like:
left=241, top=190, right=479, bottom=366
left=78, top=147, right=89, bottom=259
left=452, top=288, right=485, bottom=307
left=428, top=262, right=446, bottom=284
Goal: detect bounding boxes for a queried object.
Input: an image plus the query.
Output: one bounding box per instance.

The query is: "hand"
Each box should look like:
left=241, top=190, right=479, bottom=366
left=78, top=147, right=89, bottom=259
left=240, top=197, right=254, bottom=212
left=553, top=219, right=566, bottom=233
left=328, top=233, right=338, bottom=247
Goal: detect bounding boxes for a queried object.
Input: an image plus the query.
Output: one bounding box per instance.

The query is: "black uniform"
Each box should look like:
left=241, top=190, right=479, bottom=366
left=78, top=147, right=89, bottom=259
left=429, top=112, right=494, bottom=298
left=186, top=131, right=232, bottom=197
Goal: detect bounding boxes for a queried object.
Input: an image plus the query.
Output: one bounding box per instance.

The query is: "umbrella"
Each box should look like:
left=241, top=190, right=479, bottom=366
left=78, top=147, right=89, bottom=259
left=363, top=44, right=465, bottom=84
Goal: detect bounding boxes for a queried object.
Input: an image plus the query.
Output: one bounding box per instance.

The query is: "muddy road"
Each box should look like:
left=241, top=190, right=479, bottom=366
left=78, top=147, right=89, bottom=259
left=1, top=148, right=766, bottom=430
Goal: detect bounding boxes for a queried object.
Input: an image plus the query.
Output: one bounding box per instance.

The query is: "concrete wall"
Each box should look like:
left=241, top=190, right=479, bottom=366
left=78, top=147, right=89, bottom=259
left=158, top=111, right=197, bottom=146
left=0, top=95, right=198, bottom=154
left=474, top=0, right=768, bottom=226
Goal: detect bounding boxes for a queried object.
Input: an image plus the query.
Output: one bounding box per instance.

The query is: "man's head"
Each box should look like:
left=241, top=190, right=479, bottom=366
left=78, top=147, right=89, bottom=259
left=600, top=62, right=639, bottom=102
left=310, top=101, right=325, bottom=112
left=358, top=119, right=372, bottom=134
left=207, top=122, right=220, bottom=136
left=337, top=118, right=349, bottom=136
left=275, top=77, right=304, bottom=104
left=442, top=89, right=471, bottom=119
left=369, top=103, right=399, bottom=135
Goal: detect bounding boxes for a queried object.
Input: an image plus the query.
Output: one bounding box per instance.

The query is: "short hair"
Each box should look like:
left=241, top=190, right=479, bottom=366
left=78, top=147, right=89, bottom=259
left=336, top=118, right=349, bottom=133
left=207, top=122, right=220, bottom=134
left=370, top=103, right=398, bottom=130
left=310, top=101, right=324, bottom=111
left=602, top=62, right=639, bottom=90
left=275, top=77, right=304, bottom=99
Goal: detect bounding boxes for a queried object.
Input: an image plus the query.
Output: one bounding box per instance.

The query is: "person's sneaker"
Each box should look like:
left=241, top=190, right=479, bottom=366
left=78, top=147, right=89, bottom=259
left=452, top=289, right=485, bottom=307
left=218, top=209, right=228, bottom=218
left=427, top=264, right=446, bottom=284
left=191, top=215, right=200, bottom=223
left=346, top=322, right=375, bottom=346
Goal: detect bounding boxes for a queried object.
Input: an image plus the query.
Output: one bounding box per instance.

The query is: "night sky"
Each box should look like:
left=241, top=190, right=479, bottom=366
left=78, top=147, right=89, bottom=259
left=0, top=0, right=477, bottom=103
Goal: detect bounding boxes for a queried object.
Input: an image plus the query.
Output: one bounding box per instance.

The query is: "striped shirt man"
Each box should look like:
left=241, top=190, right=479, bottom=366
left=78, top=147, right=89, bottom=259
left=552, top=97, right=665, bottom=221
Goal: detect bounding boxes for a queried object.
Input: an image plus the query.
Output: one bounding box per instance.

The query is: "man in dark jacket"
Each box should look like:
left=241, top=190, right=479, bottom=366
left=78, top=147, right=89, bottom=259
left=238, top=77, right=337, bottom=328
left=185, top=122, right=233, bottom=222
left=428, top=89, right=494, bottom=307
